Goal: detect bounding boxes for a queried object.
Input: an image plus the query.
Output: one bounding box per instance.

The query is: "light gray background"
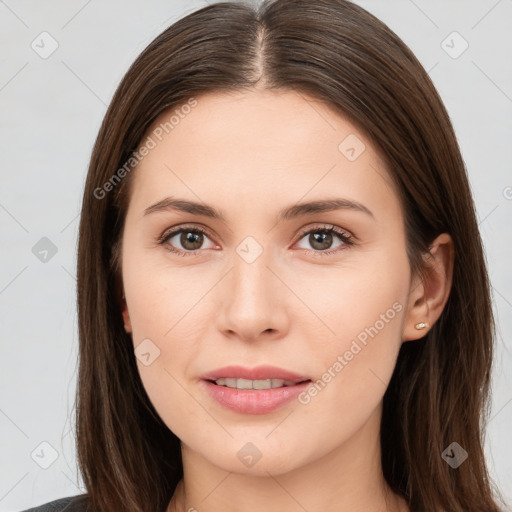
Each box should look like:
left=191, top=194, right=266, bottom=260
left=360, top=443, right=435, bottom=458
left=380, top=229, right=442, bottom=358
left=0, top=1, right=511, bottom=510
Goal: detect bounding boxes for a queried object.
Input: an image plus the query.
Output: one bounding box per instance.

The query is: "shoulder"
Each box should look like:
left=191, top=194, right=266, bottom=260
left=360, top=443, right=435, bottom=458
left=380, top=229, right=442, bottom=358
left=20, top=494, right=90, bottom=512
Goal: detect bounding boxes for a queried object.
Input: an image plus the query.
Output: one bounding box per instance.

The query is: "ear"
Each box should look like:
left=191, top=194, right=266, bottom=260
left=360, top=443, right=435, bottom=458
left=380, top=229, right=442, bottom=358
left=121, top=294, right=132, bottom=334
left=403, top=233, right=454, bottom=341
left=111, top=242, right=132, bottom=334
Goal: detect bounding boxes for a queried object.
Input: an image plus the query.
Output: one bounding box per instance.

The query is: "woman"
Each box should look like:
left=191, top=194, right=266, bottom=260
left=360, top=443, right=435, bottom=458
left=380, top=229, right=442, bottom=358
left=23, top=0, right=505, bottom=510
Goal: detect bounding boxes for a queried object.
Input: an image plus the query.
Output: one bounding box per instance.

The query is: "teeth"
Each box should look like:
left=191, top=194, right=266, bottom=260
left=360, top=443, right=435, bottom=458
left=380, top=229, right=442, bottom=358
left=214, top=378, right=297, bottom=389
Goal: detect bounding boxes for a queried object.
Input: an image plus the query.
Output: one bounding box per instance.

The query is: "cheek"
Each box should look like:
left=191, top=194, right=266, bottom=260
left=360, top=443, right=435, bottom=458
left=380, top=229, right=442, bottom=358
left=121, top=251, right=215, bottom=435
left=122, top=242, right=211, bottom=341
left=126, top=290, right=205, bottom=440
left=291, top=309, right=405, bottom=465
left=293, top=254, right=408, bottom=437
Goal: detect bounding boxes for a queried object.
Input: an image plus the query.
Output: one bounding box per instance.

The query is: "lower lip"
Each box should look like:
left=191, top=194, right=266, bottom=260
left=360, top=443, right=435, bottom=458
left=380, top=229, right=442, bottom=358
left=201, top=380, right=311, bottom=414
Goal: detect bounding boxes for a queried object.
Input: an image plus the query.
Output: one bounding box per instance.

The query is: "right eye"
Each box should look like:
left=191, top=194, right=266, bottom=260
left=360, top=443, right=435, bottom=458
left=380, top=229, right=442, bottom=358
left=158, top=225, right=218, bottom=256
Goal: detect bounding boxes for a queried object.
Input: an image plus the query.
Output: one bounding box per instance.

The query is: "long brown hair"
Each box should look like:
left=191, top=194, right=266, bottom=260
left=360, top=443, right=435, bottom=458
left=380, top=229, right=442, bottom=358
left=75, top=1, right=504, bottom=510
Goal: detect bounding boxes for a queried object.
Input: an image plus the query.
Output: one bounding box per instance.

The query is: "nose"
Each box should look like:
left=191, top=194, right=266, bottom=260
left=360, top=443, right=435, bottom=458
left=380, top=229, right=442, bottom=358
left=215, top=248, right=290, bottom=343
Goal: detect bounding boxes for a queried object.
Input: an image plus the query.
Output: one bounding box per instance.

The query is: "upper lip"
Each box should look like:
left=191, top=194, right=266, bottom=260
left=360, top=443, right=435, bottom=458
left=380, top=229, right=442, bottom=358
left=201, top=365, right=311, bottom=383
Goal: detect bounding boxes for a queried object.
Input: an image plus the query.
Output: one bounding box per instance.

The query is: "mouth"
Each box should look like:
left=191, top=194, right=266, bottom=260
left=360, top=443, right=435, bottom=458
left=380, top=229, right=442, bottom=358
left=200, top=365, right=313, bottom=414
left=206, top=377, right=312, bottom=390
left=201, top=364, right=312, bottom=387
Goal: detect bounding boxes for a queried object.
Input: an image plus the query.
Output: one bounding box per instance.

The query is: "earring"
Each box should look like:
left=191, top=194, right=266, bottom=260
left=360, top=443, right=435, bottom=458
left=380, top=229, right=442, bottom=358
left=415, top=322, right=429, bottom=330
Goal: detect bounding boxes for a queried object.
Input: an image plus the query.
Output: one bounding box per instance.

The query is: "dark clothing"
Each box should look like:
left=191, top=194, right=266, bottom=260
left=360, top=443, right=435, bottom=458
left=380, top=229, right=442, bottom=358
left=21, top=494, right=89, bottom=512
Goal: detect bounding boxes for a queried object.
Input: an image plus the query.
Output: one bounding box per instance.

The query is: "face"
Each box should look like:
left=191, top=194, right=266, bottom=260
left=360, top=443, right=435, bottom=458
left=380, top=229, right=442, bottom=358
left=120, top=89, right=414, bottom=476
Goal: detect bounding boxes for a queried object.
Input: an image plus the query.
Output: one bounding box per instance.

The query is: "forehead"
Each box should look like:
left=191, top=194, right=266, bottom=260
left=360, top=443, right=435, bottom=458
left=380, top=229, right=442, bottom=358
left=127, top=89, right=399, bottom=222
left=142, top=89, right=368, bottom=163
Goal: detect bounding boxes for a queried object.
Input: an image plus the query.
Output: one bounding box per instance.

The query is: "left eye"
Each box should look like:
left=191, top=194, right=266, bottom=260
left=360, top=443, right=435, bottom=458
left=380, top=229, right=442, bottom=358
left=295, top=226, right=354, bottom=254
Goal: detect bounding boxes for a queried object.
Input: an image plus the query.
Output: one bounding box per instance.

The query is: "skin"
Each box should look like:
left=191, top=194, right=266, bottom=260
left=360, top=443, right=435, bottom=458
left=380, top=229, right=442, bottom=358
left=119, top=89, right=454, bottom=512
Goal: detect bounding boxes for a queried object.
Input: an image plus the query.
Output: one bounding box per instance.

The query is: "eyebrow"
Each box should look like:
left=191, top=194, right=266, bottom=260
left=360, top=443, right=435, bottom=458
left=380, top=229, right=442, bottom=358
left=143, top=196, right=374, bottom=222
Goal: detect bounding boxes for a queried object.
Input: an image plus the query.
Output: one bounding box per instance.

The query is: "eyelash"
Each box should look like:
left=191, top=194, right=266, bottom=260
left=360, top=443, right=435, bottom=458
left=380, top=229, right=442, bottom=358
left=157, top=223, right=355, bottom=257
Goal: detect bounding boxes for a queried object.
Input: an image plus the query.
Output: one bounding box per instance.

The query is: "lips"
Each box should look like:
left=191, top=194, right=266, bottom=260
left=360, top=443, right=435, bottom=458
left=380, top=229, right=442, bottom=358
left=201, top=365, right=311, bottom=383
left=201, top=380, right=311, bottom=414
left=200, top=365, right=312, bottom=414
